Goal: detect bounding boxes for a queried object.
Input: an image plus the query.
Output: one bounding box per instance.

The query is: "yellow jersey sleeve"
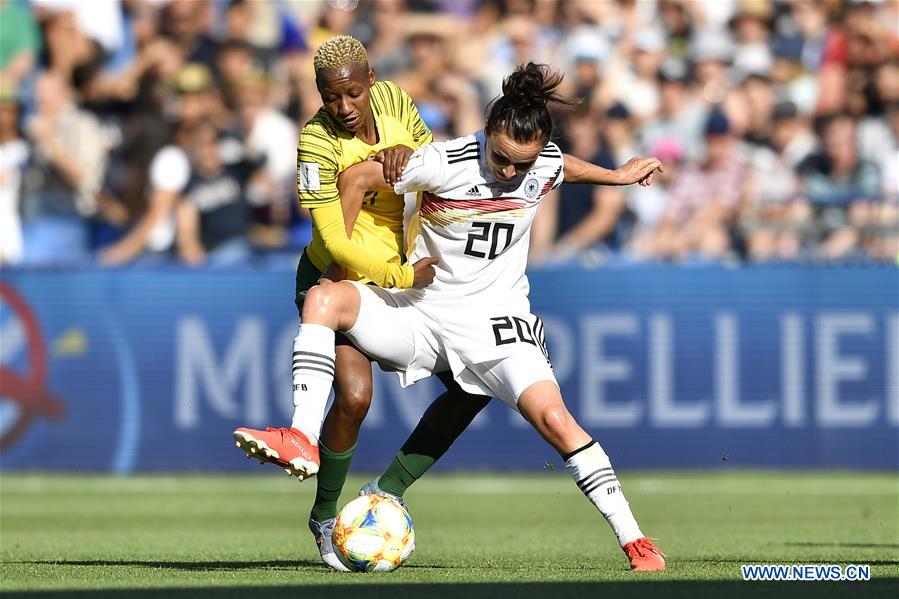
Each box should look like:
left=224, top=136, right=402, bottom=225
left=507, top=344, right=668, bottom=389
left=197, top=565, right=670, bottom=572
left=296, top=117, right=340, bottom=207
left=309, top=202, right=414, bottom=288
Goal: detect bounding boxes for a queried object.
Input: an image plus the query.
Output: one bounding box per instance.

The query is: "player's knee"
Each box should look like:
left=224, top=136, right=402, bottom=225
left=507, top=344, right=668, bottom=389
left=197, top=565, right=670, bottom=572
left=302, top=284, right=338, bottom=320
left=534, top=405, right=575, bottom=444
left=333, top=380, right=373, bottom=423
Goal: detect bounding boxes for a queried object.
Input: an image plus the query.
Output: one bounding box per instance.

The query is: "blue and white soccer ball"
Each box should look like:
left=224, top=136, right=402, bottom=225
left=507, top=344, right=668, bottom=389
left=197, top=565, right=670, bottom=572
left=331, top=494, right=415, bottom=572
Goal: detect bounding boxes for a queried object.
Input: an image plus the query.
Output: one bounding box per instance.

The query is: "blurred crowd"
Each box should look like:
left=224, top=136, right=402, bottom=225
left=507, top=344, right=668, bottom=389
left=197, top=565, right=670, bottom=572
left=0, top=0, right=896, bottom=268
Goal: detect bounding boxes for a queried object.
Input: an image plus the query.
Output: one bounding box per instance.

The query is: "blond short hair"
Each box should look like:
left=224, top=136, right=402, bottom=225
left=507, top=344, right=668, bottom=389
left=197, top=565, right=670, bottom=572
left=313, top=35, right=368, bottom=72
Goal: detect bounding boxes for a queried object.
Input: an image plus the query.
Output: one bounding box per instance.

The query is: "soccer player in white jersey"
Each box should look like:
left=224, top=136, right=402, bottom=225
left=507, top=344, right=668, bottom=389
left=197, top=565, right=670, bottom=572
left=280, top=63, right=666, bottom=571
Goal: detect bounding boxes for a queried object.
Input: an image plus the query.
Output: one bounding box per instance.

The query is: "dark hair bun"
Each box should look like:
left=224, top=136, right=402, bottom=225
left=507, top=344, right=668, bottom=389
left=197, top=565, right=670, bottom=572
left=486, top=62, right=576, bottom=144
left=502, top=63, right=554, bottom=106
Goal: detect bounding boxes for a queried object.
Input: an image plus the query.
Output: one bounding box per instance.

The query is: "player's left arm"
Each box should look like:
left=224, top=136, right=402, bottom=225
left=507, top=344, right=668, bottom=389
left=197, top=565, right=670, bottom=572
left=562, top=153, right=662, bottom=187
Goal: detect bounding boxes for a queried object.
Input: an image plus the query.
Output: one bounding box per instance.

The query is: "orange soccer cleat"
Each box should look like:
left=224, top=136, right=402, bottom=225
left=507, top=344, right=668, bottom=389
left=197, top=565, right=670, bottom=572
left=233, top=427, right=319, bottom=481
left=622, top=537, right=667, bottom=572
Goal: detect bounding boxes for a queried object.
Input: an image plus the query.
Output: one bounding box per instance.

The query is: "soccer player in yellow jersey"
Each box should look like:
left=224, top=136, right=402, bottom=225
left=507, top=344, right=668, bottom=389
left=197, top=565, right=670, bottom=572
left=233, top=36, right=489, bottom=570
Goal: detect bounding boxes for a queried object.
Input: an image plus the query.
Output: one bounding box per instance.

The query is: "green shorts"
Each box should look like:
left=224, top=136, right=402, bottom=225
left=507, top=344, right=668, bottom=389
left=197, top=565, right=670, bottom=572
left=294, top=251, right=322, bottom=314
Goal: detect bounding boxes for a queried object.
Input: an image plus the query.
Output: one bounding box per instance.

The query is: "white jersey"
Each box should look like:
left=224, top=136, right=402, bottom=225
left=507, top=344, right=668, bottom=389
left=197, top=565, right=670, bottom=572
left=344, top=131, right=566, bottom=404
left=394, top=130, right=564, bottom=304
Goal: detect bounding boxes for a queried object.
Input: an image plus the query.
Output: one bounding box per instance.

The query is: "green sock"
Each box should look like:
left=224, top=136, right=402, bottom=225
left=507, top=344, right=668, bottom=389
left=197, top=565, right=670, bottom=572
left=309, top=442, right=356, bottom=522
left=378, top=419, right=453, bottom=497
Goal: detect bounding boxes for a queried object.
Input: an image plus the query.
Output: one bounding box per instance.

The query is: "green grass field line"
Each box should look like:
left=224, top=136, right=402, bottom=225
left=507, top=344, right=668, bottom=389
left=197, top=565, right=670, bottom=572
left=1, top=472, right=897, bottom=598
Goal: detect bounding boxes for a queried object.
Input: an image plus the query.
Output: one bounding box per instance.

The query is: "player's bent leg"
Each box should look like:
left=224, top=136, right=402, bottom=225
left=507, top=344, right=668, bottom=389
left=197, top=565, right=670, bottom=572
left=320, top=342, right=374, bottom=451
left=516, top=380, right=592, bottom=455
left=310, top=343, right=373, bottom=526
left=516, top=380, right=665, bottom=572
left=232, top=283, right=364, bottom=480
left=426, top=371, right=492, bottom=438
left=232, top=315, right=332, bottom=480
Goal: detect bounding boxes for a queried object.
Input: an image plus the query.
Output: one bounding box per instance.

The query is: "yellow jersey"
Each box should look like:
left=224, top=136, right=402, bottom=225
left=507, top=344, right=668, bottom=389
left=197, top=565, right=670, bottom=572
left=296, top=80, right=432, bottom=287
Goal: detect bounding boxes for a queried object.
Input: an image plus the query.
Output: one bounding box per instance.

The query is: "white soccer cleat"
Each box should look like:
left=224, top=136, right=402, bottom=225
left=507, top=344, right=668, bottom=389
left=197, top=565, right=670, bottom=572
left=308, top=517, right=350, bottom=572
left=358, top=477, right=408, bottom=510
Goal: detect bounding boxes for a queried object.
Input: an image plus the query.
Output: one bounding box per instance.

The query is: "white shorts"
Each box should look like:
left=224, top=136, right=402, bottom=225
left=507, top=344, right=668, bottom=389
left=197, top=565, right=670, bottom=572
left=343, top=282, right=557, bottom=409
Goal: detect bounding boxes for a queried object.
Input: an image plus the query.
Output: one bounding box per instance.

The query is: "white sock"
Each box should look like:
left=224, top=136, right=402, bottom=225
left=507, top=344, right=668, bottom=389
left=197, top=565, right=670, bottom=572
left=564, top=440, right=644, bottom=547
left=290, top=323, right=336, bottom=444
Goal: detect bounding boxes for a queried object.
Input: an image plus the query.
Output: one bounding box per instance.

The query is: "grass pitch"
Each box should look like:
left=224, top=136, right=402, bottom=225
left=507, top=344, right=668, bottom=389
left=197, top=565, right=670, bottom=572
left=1, top=471, right=897, bottom=598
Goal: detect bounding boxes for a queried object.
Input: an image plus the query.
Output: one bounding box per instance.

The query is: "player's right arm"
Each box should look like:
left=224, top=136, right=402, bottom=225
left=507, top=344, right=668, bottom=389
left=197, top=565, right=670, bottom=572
left=298, top=124, right=415, bottom=289
left=336, top=159, right=438, bottom=288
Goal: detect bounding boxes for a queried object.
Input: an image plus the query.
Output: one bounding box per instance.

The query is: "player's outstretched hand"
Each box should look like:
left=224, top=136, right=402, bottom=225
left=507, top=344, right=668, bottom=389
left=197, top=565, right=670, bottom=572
left=412, top=257, right=439, bottom=288
left=616, top=157, right=663, bottom=187
left=375, top=145, right=413, bottom=186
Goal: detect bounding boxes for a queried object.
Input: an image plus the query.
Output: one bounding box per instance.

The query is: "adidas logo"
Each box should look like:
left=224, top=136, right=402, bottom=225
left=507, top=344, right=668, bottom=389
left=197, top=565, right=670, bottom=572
left=464, top=186, right=480, bottom=197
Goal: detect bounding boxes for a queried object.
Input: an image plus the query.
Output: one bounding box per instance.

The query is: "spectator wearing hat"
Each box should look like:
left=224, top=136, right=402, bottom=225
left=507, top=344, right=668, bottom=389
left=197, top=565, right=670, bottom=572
left=173, top=62, right=231, bottom=130
left=690, top=28, right=734, bottom=105
left=604, top=103, right=641, bottom=172
left=612, top=28, right=667, bottom=121
left=654, top=110, right=748, bottom=261
left=770, top=35, right=818, bottom=115
left=689, top=28, right=752, bottom=142
left=557, top=24, right=611, bottom=102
